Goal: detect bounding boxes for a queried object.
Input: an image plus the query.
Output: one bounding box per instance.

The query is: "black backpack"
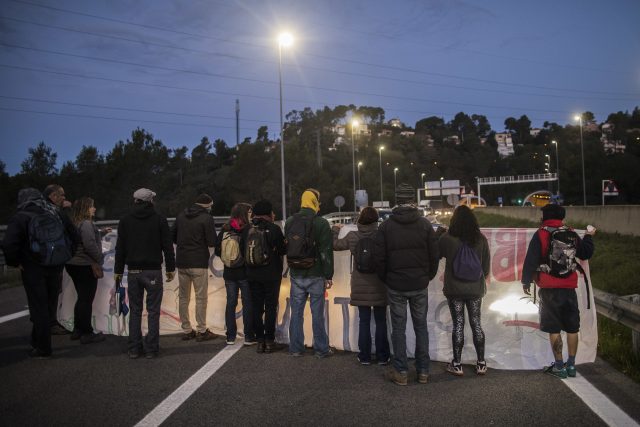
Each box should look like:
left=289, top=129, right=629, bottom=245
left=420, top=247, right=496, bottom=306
left=285, top=213, right=315, bottom=269
left=354, top=235, right=376, bottom=273
left=245, top=223, right=271, bottom=267
left=539, top=226, right=579, bottom=278
left=24, top=210, right=73, bottom=266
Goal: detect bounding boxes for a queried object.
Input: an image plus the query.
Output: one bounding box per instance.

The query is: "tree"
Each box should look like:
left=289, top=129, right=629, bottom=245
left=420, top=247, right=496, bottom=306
left=256, top=126, right=269, bottom=144
left=20, top=141, right=58, bottom=177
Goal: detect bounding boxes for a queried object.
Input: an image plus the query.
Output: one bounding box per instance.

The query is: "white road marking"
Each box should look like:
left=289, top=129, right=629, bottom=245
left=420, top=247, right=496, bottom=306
left=0, top=309, right=29, bottom=324
left=135, top=341, right=243, bottom=427
left=564, top=373, right=639, bottom=426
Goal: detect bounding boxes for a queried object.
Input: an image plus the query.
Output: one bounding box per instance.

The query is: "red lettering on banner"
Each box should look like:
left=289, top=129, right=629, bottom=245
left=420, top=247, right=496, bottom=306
left=489, top=229, right=529, bottom=283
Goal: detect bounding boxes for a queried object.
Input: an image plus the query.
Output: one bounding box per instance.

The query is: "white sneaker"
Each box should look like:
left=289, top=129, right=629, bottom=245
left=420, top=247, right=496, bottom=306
left=226, top=339, right=235, bottom=345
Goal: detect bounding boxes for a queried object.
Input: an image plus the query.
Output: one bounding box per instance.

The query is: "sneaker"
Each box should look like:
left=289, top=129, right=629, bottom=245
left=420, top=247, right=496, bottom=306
left=256, top=341, right=266, bottom=353
left=543, top=363, right=568, bottom=379
left=80, top=332, right=105, bottom=345
left=288, top=351, right=304, bottom=357
left=226, top=338, right=236, bottom=345
left=195, top=329, right=216, bottom=342
left=476, top=361, right=488, bottom=375
left=316, top=349, right=334, bottom=359
left=446, top=361, right=464, bottom=376
left=28, top=349, right=52, bottom=359
left=264, top=341, right=285, bottom=353
left=357, top=355, right=371, bottom=366
left=565, top=364, right=577, bottom=378
left=128, top=350, right=141, bottom=359
left=51, top=324, right=70, bottom=335
left=182, top=330, right=197, bottom=341
left=377, top=357, right=391, bottom=366
left=244, top=339, right=258, bottom=346
left=70, top=329, right=82, bottom=341
left=385, top=368, right=408, bottom=386
left=417, top=372, right=429, bottom=384
left=145, top=352, right=158, bottom=359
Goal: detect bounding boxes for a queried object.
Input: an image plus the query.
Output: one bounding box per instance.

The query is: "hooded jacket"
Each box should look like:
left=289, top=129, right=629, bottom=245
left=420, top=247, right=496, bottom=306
left=172, top=204, right=216, bottom=269
left=67, top=219, right=103, bottom=266
left=333, top=222, right=387, bottom=306
left=285, top=207, right=334, bottom=280
left=438, top=232, right=490, bottom=299
left=114, top=202, right=175, bottom=274
left=373, top=205, right=439, bottom=292
left=244, top=216, right=286, bottom=283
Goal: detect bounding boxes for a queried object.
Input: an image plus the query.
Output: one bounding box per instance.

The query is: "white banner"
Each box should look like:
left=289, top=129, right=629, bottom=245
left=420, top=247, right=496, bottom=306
left=58, top=227, right=596, bottom=370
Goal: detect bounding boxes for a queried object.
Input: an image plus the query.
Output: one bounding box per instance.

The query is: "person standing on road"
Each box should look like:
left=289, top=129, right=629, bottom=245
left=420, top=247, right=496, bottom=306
left=332, top=207, right=390, bottom=366
left=374, top=203, right=439, bottom=386
left=285, top=189, right=334, bottom=358
left=114, top=188, right=175, bottom=359
left=438, top=205, right=490, bottom=376
left=521, top=204, right=595, bottom=379
left=244, top=200, right=286, bottom=353
left=172, top=193, right=217, bottom=342
left=65, top=197, right=106, bottom=345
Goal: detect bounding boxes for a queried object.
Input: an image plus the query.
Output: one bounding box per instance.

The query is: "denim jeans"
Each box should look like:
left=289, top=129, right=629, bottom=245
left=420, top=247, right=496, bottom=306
left=387, top=287, right=430, bottom=374
left=178, top=268, right=209, bottom=333
left=288, top=276, right=329, bottom=356
left=357, top=306, right=390, bottom=363
left=127, top=270, right=163, bottom=354
left=225, top=279, right=254, bottom=341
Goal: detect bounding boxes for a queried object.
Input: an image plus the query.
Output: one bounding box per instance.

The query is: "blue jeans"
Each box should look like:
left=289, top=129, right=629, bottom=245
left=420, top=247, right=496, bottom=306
left=225, top=279, right=254, bottom=341
left=358, top=306, right=390, bottom=363
left=289, top=276, right=329, bottom=356
left=387, top=287, right=430, bottom=374
left=128, top=270, right=163, bottom=354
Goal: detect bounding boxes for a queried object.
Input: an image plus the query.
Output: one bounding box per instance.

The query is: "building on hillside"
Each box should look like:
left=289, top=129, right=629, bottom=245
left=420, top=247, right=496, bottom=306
left=444, top=135, right=460, bottom=145
left=530, top=128, right=542, bottom=137
left=600, top=123, right=625, bottom=154
left=495, top=132, right=514, bottom=157
left=400, top=130, right=415, bottom=137
left=480, top=137, right=487, bottom=145
left=378, top=129, right=393, bottom=137
left=389, top=118, right=403, bottom=128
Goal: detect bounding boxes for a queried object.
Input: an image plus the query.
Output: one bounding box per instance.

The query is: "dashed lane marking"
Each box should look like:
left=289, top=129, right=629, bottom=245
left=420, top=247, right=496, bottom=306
left=0, top=309, right=29, bottom=324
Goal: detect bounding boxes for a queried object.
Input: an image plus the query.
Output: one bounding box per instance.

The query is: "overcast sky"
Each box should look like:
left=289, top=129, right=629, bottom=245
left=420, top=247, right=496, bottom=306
left=1, top=0, right=639, bottom=175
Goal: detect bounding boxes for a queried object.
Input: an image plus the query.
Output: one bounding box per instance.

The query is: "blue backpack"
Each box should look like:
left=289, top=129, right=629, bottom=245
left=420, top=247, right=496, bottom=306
left=452, top=242, right=483, bottom=282
left=25, top=210, right=73, bottom=266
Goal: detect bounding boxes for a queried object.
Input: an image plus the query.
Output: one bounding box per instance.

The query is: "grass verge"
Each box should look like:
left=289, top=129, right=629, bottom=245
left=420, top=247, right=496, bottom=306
left=0, top=267, right=22, bottom=290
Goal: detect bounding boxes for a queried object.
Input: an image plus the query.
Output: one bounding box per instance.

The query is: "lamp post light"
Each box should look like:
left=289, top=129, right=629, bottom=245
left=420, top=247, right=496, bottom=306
left=351, top=119, right=359, bottom=212
left=420, top=172, right=426, bottom=188
left=378, top=146, right=384, bottom=203
left=357, top=161, right=363, bottom=190
left=574, top=115, right=586, bottom=206
left=552, top=140, right=560, bottom=195
left=393, top=167, right=399, bottom=206
left=277, top=32, right=293, bottom=220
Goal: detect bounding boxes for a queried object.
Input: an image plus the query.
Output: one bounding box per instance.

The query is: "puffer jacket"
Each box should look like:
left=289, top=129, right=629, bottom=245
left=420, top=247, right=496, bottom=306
left=438, top=232, right=490, bottom=299
left=172, top=204, right=217, bottom=269
left=67, top=220, right=103, bottom=266
left=332, top=222, right=387, bottom=306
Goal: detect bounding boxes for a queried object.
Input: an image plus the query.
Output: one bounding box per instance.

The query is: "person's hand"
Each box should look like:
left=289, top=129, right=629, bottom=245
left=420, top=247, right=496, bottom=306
left=114, top=273, right=123, bottom=283
left=166, top=271, right=175, bottom=282
left=101, top=227, right=113, bottom=234
left=325, top=279, right=333, bottom=289
left=62, top=200, right=72, bottom=209
left=523, top=284, right=531, bottom=295
left=586, top=225, right=596, bottom=236
left=332, top=223, right=344, bottom=230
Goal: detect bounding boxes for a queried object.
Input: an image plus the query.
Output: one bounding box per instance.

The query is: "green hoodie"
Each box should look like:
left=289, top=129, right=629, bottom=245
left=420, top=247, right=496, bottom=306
left=285, top=207, right=334, bottom=280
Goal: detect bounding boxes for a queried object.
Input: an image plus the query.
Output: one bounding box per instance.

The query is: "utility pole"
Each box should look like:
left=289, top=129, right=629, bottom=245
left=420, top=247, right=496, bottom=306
left=316, top=130, right=322, bottom=168
left=235, top=99, right=240, bottom=147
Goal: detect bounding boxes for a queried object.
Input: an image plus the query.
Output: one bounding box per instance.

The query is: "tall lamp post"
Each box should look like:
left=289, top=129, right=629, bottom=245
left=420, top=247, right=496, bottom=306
left=574, top=115, right=586, bottom=206
left=357, top=161, right=363, bottom=190
left=278, top=32, right=293, bottom=220
left=351, top=119, right=359, bottom=212
left=378, top=146, right=384, bottom=204
left=552, top=140, right=560, bottom=195
left=393, top=167, right=399, bottom=205
left=420, top=172, right=426, bottom=188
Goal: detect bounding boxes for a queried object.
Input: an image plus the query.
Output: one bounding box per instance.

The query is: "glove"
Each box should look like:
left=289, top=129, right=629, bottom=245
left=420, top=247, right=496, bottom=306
left=166, top=271, right=175, bottom=282
left=523, top=284, right=531, bottom=295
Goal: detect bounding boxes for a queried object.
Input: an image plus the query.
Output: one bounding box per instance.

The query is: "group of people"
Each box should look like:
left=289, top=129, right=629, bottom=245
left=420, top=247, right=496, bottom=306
left=2, top=184, right=595, bottom=385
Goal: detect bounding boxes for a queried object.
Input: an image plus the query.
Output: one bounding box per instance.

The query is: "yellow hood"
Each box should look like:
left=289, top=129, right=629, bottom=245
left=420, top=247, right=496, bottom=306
left=301, top=189, right=320, bottom=213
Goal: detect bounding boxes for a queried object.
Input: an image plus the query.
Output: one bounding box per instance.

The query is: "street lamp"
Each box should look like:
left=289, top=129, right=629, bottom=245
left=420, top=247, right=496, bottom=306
left=277, top=32, right=293, bottom=220
left=574, top=115, right=586, bottom=206
left=552, top=140, right=560, bottom=195
left=393, top=167, right=399, bottom=206
left=378, top=146, right=384, bottom=203
left=420, top=172, right=426, bottom=188
left=351, top=119, right=359, bottom=212
left=357, top=161, right=363, bottom=190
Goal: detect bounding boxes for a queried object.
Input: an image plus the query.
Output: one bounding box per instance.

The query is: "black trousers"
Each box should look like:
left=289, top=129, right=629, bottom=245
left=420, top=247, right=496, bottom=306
left=249, top=279, right=282, bottom=342
left=21, top=265, right=63, bottom=355
left=65, top=264, right=98, bottom=335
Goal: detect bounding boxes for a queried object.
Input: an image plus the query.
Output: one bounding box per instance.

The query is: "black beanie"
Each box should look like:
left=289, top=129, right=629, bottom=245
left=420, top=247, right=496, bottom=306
left=253, top=199, right=273, bottom=216
left=541, top=203, right=565, bottom=221
left=195, top=193, right=213, bottom=207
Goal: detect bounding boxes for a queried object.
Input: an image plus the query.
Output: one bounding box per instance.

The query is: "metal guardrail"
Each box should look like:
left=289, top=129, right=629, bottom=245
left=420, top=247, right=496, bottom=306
left=593, top=288, right=640, bottom=354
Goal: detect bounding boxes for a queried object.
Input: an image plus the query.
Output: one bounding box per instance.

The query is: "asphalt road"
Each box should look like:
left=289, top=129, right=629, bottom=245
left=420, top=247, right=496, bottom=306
left=1, top=285, right=639, bottom=427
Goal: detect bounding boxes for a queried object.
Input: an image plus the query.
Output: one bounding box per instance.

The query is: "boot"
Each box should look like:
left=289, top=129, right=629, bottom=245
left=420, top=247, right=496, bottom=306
left=256, top=340, right=265, bottom=354
left=264, top=340, right=284, bottom=353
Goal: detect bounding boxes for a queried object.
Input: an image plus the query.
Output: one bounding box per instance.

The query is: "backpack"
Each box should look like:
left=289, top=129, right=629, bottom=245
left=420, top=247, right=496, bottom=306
left=285, top=213, right=316, bottom=269
left=25, top=210, right=73, bottom=266
left=220, top=230, right=244, bottom=268
left=539, top=226, right=579, bottom=278
left=245, top=223, right=271, bottom=267
left=452, top=241, right=483, bottom=282
left=354, top=235, right=376, bottom=273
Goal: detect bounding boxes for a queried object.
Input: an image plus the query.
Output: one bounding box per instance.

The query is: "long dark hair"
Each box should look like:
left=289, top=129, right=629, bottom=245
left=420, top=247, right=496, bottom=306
left=228, top=202, right=252, bottom=228
left=448, top=205, right=482, bottom=245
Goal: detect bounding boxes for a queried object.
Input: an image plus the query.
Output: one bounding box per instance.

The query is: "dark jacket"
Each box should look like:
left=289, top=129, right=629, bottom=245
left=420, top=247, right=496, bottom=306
left=172, top=205, right=216, bottom=269
left=215, top=222, right=247, bottom=281
left=2, top=203, right=50, bottom=269
left=333, top=222, right=387, bottom=306
left=244, top=217, right=286, bottom=283
left=47, top=200, right=81, bottom=254
left=521, top=219, right=594, bottom=288
left=114, top=202, right=175, bottom=274
left=438, top=232, right=490, bottom=299
left=373, top=205, right=439, bottom=292
left=285, top=207, right=334, bottom=280
left=67, top=219, right=103, bottom=266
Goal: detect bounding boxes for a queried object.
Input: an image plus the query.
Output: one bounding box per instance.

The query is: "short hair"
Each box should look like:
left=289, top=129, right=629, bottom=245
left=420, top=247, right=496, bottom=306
left=43, top=184, right=63, bottom=199
left=357, top=206, right=379, bottom=225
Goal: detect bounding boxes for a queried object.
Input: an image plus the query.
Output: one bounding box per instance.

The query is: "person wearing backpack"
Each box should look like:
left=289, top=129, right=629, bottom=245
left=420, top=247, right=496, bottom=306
left=243, top=200, right=286, bottom=353
left=521, top=203, right=595, bottom=379
left=332, top=207, right=390, bottom=366
left=171, top=194, right=217, bottom=343
left=65, top=197, right=106, bottom=345
left=1, top=188, right=74, bottom=358
left=285, top=188, right=334, bottom=358
left=215, top=202, right=256, bottom=346
left=438, top=205, right=490, bottom=376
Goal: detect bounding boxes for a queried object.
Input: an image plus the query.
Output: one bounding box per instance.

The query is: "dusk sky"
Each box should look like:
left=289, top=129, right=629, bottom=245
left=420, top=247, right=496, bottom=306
left=1, top=0, right=639, bottom=175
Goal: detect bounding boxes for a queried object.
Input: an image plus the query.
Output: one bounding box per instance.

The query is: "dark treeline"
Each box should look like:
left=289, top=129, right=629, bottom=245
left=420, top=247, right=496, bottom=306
left=1, top=105, right=639, bottom=223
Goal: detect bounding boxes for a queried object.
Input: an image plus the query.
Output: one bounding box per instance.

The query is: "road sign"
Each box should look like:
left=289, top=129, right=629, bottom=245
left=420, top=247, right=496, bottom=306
left=334, top=195, right=345, bottom=208
left=602, top=180, right=618, bottom=196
